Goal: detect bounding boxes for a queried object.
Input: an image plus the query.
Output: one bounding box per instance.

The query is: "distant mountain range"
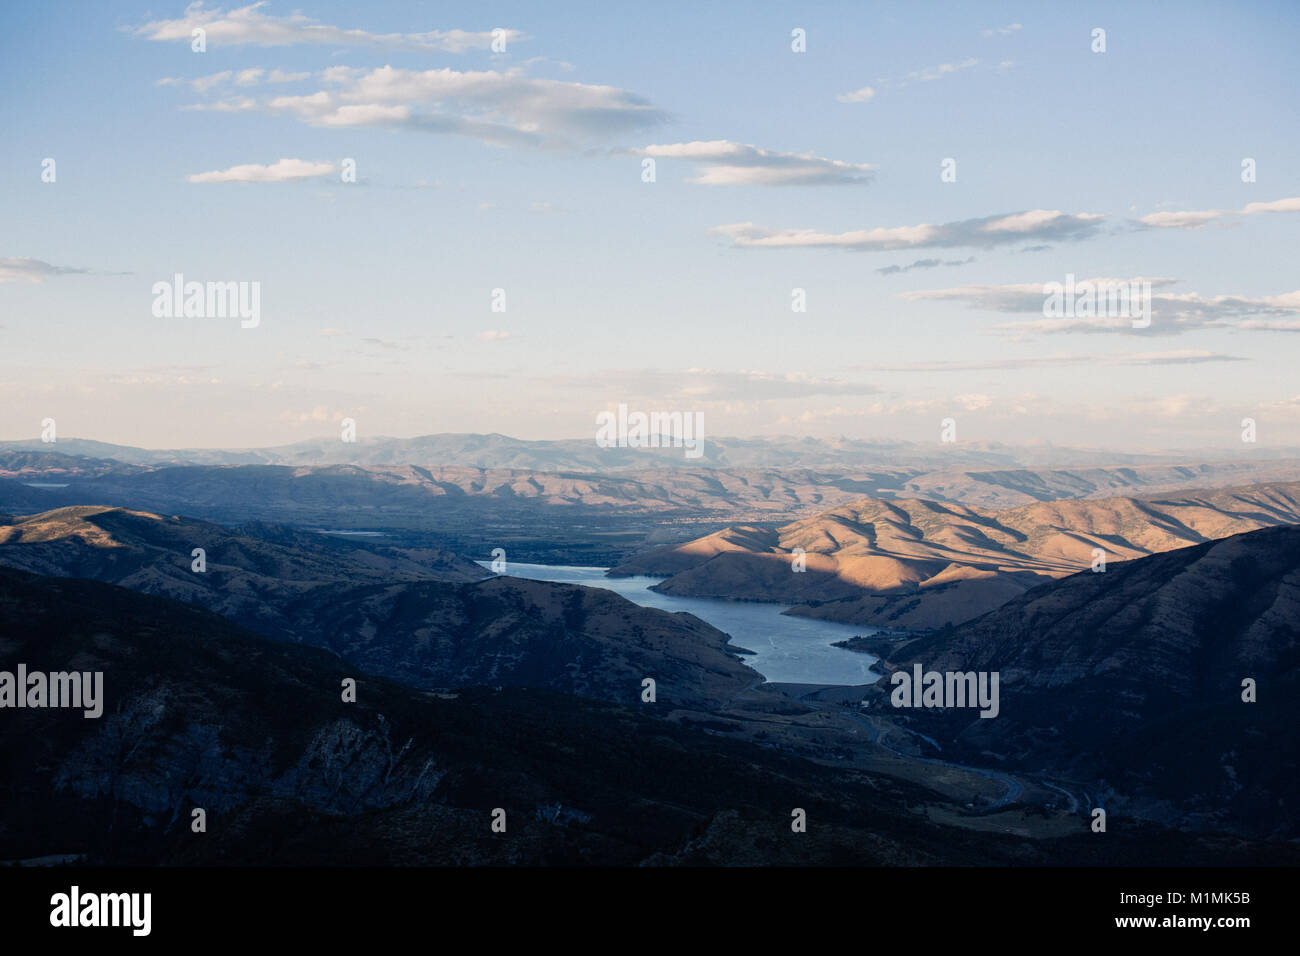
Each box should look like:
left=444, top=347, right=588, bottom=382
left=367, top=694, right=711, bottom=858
left=4, top=447, right=1300, bottom=536
left=863, top=524, right=1300, bottom=840
left=610, top=481, right=1300, bottom=629
left=5, top=432, right=1298, bottom=472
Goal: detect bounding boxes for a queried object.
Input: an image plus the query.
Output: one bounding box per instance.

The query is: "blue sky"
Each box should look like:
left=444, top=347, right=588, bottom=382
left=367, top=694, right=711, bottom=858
left=2, top=0, right=1299, bottom=450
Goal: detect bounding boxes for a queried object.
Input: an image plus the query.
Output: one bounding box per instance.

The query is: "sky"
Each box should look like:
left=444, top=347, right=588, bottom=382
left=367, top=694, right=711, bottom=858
left=2, top=0, right=1299, bottom=452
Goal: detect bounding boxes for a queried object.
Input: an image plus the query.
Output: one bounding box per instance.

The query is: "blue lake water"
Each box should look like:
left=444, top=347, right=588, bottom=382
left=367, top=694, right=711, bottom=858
left=492, top=562, right=881, bottom=686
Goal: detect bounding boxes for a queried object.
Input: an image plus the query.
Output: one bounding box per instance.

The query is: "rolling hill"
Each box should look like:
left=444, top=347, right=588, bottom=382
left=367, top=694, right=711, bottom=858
left=610, top=481, right=1300, bottom=628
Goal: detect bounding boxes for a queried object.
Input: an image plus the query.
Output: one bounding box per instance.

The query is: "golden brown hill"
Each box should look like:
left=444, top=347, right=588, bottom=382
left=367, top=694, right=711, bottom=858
left=609, top=481, right=1300, bottom=629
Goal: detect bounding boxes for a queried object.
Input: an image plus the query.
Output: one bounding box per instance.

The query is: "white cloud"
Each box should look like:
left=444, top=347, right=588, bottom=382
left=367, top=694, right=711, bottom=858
left=955, top=393, right=993, bottom=410
left=1138, top=209, right=1226, bottom=229
left=192, top=65, right=666, bottom=149
left=192, top=70, right=233, bottom=92
left=134, top=2, right=523, bottom=53
left=712, top=209, right=1104, bottom=251
left=186, top=158, right=337, bottom=183
left=268, top=68, right=311, bottom=83
left=1139, top=195, right=1300, bottom=229
left=479, top=330, right=511, bottom=341
left=181, top=97, right=259, bottom=112
left=836, top=86, right=876, bottom=103
left=1242, top=196, right=1300, bottom=214
left=982, top=23, right=1022, bottom=37
left=279, top=405, right=336, bottom=423
left=636, top=140, right=873, bottom=186
left=524, top=56, right=576, bottom=73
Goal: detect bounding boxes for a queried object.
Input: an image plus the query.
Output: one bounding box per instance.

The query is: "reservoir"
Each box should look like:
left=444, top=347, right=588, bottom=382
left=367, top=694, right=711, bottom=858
left=494, top=562, right=881, bottom=687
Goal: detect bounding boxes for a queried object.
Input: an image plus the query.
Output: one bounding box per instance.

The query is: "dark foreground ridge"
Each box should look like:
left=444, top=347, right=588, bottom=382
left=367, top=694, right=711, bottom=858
left=4, top=568, right=1293, bottom=866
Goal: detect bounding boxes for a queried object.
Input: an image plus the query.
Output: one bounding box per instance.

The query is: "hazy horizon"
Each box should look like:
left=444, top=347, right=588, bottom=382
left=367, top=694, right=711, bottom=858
left=7, top=428, right=1300, bottom=462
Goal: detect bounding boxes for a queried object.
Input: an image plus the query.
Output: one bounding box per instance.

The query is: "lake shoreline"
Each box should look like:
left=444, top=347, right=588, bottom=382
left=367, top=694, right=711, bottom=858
left=489, top=561, right=880, bottom=687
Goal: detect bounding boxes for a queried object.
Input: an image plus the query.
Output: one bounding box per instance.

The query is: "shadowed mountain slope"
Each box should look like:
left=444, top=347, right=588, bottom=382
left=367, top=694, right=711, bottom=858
left=864, top=525, right=1300, bottom=839
left=0, top=507, right=757, bottom=711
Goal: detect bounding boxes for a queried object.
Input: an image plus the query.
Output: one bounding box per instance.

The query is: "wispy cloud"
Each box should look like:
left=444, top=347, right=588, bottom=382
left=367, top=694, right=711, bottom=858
left=840, top=54, right=991, bottom=104
left=134, top=2, right=523, bottom=53
left=0, top=258, right=92, bottom=282
left=1138, top=196, right=1300, bottom=229
left=901, top=277, right=1300, bottom=335
left=907, top=58, right=979, bottom=82
left=876, top=256, right=975, bottom=275
left=712, top=209, right=1105, bottom=251
left=187, top=158, right=337, bottom=183
left=902, top=277, right=1181, bottom=310
left=549, top=369, right=880, bottom=402
left=361, top=337, right=406, bottom=350
left=160, top=67, right=313, bottom=91
left=636, top=141, right=874, bottom=186
left=861, top=350, right=1246, bottom=371
left=982, top=23, right=1022, bottom=37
